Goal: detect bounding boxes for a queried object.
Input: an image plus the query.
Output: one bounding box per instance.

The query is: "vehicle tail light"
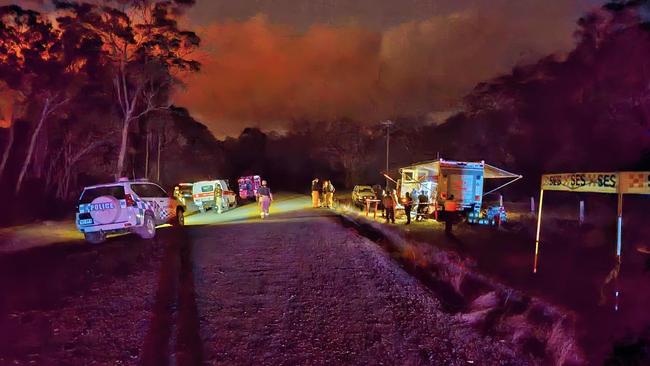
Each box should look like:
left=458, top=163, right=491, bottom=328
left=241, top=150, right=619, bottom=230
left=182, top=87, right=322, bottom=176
left=475, top=195, right=480, bottom=201
left=125, top=194, right=136, bottom=207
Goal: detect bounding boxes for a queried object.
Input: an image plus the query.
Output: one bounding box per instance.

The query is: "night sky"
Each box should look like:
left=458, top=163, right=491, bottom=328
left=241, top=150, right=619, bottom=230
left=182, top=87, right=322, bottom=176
left=5, top=0, right=601, bottom=136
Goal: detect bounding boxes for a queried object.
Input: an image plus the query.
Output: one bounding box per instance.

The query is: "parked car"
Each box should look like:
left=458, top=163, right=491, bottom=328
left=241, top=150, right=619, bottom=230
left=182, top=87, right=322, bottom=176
left=76, top=178, right=185, bottom=244
left=351, top=185, right=376, bottom=206
left=192, top=179, right=237, bottom=212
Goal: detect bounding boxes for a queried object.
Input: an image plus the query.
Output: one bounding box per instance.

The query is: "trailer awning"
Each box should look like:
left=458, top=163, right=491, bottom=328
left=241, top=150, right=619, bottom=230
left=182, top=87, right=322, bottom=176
left=482, top=164, right=523, bottom=196
left=484, top=163, right=522, bottom=179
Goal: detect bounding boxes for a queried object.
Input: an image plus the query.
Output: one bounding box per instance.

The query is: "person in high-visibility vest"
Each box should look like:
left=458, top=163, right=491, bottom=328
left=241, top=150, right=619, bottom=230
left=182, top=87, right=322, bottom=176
left=214, top=184, right=224, bottom=214
left=443, top=194, right=458, bottom=235
left=323, top=180, right=335, bottom=208
left=311, top=178, right=320, bottom=208
left=383, top=190, right=397, bottom=224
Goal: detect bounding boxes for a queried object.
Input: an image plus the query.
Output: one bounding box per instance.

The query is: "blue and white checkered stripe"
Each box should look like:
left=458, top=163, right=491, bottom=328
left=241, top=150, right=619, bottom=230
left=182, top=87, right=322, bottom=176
left=157, top=203, right=171, bottom=220
left=136, top=199, right=171, bottom=221
left=135, top=199, right=148, bottom=213
left=79, top=196, right=171, bottom=224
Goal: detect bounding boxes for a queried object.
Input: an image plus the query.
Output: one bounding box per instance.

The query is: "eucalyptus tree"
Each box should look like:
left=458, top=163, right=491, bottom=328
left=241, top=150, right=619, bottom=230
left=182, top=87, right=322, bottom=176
left=54, top=0, right=200, bottom=179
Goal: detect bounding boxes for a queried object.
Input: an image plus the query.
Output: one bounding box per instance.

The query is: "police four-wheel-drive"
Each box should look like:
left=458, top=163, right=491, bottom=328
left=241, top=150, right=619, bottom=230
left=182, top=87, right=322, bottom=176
left=76, top=178, right=185, bottom=244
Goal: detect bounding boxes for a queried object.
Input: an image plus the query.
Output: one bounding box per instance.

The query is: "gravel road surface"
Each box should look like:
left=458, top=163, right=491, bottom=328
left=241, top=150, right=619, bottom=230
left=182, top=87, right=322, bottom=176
left=0, top=195, right=530, bottom=365
left=190, top=204, right=528, bottom=365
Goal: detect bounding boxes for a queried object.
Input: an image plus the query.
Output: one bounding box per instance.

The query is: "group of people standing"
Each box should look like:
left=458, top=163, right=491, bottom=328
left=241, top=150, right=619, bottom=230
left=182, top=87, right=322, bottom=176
left=374, top=188, right=424, bottom=225
left=311, top=178, right=336, bottom=208
left=379, top=188, right=399, bottom=224
left=309, top=178, right=459, bottom=233
left=376, top=188, right=457, bottom=233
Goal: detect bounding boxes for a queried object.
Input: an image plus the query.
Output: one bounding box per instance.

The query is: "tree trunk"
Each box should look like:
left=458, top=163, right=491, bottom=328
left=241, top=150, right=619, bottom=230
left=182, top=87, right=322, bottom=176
left=157, top=131, right=161, bottom=182
left=115, top=116, right=131, bottom=179
left=0, top=113, right=16, bottom=183
left=15, top=98, right=51, bottom=194
left=145, top=131, right=150, bottom=179
left=45, top=147, right=63, bottom=194
left=32, top=122, right=48, bottom=179
left=58, top=167, right=71, bottom=200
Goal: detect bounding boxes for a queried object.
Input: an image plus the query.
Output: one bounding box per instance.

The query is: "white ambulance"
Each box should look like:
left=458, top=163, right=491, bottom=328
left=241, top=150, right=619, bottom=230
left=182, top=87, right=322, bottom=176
left=192, top=180, right=237, bottom=213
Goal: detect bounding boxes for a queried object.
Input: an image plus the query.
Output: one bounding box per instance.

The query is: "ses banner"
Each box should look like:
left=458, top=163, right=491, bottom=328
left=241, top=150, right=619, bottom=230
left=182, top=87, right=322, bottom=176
left=541, top=172, right=650, bottom=194
left=541, top=172, right=618, bottom=193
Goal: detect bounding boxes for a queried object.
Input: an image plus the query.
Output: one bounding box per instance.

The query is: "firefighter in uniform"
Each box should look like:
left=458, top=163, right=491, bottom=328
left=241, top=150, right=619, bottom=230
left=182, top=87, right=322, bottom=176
left=257, top=180, right=273, bottom=218
left=214, top=184, right=223, bottom=214
left=323, top=180, right=335, bottom=208
left=311, top=178, right=320, bottom=208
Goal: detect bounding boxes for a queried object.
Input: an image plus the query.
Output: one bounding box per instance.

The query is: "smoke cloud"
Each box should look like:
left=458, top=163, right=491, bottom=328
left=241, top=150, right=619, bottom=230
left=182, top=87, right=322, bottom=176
left=175, top=1, right=593, bottom=136
left=175, top=16, right=382, bottom=135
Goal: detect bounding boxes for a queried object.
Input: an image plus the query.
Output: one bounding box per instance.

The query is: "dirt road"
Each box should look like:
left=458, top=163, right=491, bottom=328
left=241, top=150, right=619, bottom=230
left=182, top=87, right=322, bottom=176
left=0, top=195, right=530, bottom=365
left=190, top=204, right=527, bottom=365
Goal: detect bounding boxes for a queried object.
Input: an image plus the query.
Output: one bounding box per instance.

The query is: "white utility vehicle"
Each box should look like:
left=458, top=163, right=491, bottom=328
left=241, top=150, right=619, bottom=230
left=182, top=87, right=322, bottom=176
left=351, top=185, right=376, bottom=206
left=192, top=180, right=237, bottom=213
left=76, top=178, right=184, bottom=243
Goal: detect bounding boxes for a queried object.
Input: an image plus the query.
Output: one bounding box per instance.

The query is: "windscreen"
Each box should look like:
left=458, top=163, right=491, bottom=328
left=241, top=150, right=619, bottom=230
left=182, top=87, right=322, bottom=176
left=79, top=186, right=125, bottom=204
left=201, top=185, right=214, bottom=193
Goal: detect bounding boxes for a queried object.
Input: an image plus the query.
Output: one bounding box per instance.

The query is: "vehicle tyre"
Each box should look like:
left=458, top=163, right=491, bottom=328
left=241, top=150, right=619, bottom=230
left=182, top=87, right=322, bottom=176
left=173, top=208, right=185, bottom=226
left=137, top=213, right=156, bottom=239
left=84, top=231, right=106, bottom=244
left=229, top=200, right=237, bottom=208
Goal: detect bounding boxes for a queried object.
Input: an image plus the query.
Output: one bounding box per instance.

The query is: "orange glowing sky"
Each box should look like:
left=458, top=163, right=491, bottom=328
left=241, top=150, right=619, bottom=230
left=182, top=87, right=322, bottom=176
left=177, top=0, right=604, bottom=136
left=4, top=0, right=602, bottom=136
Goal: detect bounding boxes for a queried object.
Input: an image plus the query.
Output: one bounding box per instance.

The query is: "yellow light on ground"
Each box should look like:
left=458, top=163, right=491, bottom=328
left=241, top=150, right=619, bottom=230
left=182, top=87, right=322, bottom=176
left=184, top=194, right=311, bottom=227
left=0, top=222, right=83, bottom=253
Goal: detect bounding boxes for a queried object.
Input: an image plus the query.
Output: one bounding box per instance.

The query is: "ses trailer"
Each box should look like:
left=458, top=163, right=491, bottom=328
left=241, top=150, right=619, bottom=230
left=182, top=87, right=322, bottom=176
left=398, top=159, right=521, bottom=224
